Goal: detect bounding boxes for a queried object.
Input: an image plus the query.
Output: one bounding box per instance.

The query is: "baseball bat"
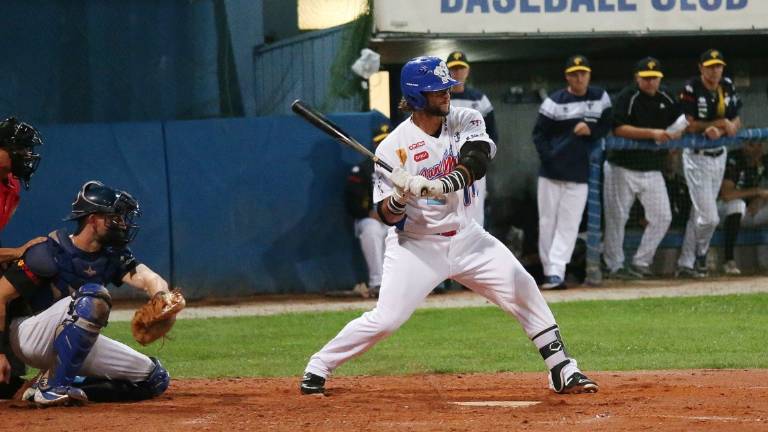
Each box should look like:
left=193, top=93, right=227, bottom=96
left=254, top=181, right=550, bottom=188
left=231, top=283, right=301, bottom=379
left=291, top=99, right=393, bottom=172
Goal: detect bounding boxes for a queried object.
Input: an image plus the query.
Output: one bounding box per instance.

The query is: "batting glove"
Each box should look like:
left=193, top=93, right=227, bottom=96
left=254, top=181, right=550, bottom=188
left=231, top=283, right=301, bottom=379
left=389, top=167, right=412, bottom=190
left=408, top=175, right=444, bottom=198
left=391, top=185, right=411, bottom=204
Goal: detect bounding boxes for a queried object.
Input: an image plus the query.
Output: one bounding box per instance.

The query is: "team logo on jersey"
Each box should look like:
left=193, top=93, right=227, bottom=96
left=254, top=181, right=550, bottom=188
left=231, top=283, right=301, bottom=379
left=408, top=141, right=425, bottom=151
left=469, top=119, right=482, bottom=127
left=418, top=149, right=457, bottom=180
left=395, top=148, right=408, bottom=166
left=414, top=151, right=429, bottom=162
left=83, top=266, right=97, bottom=277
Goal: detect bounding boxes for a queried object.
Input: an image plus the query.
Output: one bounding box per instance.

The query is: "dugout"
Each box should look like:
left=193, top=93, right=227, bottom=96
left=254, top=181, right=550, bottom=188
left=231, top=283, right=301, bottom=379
left=363, top=2, right=768, bottom=275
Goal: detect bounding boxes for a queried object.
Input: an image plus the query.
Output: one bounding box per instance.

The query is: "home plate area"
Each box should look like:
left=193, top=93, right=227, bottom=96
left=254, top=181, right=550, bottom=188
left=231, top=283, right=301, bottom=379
left=4, top=370, right=767, bottom=432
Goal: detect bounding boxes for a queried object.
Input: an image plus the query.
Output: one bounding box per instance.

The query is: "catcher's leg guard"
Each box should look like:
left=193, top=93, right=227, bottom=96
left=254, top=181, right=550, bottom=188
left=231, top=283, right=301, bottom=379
left=75, top=357, right=169, bottom=402
left=42, top=284, right=111, bottom=400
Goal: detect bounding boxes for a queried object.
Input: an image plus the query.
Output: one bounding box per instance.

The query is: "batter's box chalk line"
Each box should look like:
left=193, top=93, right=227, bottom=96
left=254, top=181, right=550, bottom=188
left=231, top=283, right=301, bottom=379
left=450, top=401, right=540, bottom=408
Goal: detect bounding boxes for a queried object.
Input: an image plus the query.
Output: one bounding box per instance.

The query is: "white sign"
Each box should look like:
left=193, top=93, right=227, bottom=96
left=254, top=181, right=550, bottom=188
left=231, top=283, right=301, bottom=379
left=374, top=0, right=767, bottom=34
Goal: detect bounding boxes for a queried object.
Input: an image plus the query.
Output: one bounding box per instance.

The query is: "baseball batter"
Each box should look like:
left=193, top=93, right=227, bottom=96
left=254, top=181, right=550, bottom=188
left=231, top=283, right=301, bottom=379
left=300, top=56, right=598, bottom=396
left=676, top=49, right=742, bottom=277
left=0, top=181, right=173, bottom=406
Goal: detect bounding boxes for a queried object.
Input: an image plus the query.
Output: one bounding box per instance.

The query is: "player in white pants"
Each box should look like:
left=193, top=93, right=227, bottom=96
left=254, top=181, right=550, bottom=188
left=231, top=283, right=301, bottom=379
left=677, top=150, right=727, bottom=274
left=300, top=56, right=598, bottom=396
left=354, top=217, right=388, bottom=290
left=677, top=49, right=742, bottom=276
left=603, top=57, right=681, bottom=278
left=533, top=55, right=612, bottom=289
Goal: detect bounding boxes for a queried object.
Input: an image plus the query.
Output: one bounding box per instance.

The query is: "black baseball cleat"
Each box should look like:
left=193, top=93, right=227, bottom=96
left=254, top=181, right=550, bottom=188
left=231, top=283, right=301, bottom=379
left=556, top=371, right=598, bottom=394
left=549, top=359, right=599, bottom=394
left=300, top=372, right=326, bottom=395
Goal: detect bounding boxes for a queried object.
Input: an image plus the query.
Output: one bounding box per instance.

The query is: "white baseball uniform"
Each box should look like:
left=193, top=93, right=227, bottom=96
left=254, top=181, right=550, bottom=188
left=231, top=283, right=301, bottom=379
left=304, top=107, right=568, bottom=379
left=678, top=149, right=727, bottom=268
left=354, top=217, right=388, bottom=287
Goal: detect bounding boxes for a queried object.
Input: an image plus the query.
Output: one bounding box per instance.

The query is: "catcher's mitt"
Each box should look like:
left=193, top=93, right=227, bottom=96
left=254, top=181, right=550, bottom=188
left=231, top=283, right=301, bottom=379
left=131, top=289, right=186, bottom=346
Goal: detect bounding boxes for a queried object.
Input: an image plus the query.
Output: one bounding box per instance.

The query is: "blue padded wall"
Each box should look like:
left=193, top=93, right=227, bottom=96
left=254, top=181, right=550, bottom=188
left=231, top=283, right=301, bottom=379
left=164, top=112, right=388, bottom=296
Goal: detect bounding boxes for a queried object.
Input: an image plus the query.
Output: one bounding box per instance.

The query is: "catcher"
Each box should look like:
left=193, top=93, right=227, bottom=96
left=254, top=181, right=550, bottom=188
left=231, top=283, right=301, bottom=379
left=0, top=180, right=184, bottom=406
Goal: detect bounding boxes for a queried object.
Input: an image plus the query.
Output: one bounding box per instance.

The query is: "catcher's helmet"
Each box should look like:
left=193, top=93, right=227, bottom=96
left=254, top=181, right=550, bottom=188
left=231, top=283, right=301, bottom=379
left=66, top=180, right=141, bottom=247
left=0, top=117, right=42, bottom=190
left=400, top=56, right=459, bottom=110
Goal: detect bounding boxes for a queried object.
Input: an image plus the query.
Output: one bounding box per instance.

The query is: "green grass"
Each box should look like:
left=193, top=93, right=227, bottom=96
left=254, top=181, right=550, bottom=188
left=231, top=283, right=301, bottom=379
left=103, top=293, right=768, bottom=379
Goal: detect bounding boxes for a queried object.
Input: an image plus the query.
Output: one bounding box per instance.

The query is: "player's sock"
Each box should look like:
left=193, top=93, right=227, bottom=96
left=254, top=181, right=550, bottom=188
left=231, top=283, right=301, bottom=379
left=531, top=325, right=570, bottom=370
left=723, top=213, right=741, bottom=261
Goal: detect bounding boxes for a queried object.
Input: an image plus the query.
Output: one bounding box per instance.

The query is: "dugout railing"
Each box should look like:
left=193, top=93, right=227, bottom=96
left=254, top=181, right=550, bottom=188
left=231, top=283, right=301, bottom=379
left=585, top=127, right=768, bottom=285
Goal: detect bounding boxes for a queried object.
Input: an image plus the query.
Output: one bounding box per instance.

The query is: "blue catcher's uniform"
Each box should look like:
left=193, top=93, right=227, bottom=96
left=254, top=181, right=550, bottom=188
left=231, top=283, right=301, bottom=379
left=3, top=228, right=170, bottom=403
left=9, top=229, right=137, bottom=314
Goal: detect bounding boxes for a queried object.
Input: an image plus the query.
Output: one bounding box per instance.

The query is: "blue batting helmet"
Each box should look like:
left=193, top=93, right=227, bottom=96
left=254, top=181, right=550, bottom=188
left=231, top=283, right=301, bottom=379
left=400, top=56, right=459, bottom=110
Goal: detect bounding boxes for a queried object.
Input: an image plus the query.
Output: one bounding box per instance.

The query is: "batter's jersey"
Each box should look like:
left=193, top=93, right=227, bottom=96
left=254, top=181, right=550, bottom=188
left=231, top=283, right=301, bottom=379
left=450, top=87, right=498, bottom=143
left=373, top=106, right=496, bottom=235
left=0, top=174, right=20, bottom=231
left=680, top=76, right=741, bottom=121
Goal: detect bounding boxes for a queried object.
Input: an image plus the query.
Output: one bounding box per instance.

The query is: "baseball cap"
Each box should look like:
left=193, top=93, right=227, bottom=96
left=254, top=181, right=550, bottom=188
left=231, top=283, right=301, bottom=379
left=635, top=57, right=664, bottom=78
left=372, top=124, right=390, bottom=144
left=565, top=55, right=591, bottom=73
left=446, top=51, right=470, bottom=69
left=700, top=49, right=726, bottom=67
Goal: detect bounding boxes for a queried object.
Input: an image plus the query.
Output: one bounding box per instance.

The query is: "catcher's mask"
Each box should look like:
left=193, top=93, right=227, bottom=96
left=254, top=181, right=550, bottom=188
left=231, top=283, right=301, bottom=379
left=0, top=117, right=42, bottom=190
left=65, top=180, right=141, bottom=247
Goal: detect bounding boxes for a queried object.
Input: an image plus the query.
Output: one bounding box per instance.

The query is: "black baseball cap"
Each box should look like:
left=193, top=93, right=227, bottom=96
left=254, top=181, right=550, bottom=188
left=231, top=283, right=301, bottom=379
left=565, top=55, right=591, bottom=73
left=446, top=51, right=470, bottom=69
left=635, top=57, right=664, bottom=78
left=700, top=49, right=726, bottom=67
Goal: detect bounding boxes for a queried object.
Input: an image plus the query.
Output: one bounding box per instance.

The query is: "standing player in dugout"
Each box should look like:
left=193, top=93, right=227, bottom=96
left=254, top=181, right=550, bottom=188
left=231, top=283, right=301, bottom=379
left=676, top=49, right=742, bottom=277
left=300, top=56, right=598, bottom=396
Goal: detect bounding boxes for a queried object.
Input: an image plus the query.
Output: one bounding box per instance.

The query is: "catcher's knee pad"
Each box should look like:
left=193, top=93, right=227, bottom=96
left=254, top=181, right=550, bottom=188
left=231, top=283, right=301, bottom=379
left=138, top=357, right=170, bottom=398
left=48, top=284, right=112, bottom=388
left=71, top=283, right=113, bottom=329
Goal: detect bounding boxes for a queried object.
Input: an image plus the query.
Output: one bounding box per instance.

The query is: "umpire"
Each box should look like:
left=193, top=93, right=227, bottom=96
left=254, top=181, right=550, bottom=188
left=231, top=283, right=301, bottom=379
left=603, top=57, right=682, bottom=279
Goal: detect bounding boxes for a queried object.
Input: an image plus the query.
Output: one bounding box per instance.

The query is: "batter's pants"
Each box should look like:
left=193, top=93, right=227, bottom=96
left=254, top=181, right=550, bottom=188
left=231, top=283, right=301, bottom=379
left=305, top=221, right=558, bottom=378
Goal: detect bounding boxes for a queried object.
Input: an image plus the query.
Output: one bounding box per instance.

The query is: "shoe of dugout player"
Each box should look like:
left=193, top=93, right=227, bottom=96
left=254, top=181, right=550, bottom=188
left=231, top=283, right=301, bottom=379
left=549, top=359, right=598, bottom=394
left=605, top=266, right=642, bottom=280
left=33, top=385, right=89, bottom=406
left=540, top=275, right=566, bottom=290
left=630, top=263, right=653, bottom=278
left=694, top=254, right=709, bottom=274
left=723, top=260, right=741, bottom=276
left=675, top=266, right=706, bottom=279
left=300, top=372, right=326, bottom=395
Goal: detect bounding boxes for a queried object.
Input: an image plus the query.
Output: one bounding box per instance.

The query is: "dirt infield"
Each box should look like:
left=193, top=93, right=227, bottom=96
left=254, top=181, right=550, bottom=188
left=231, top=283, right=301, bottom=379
left=4, top=369, right=767, bottom=431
